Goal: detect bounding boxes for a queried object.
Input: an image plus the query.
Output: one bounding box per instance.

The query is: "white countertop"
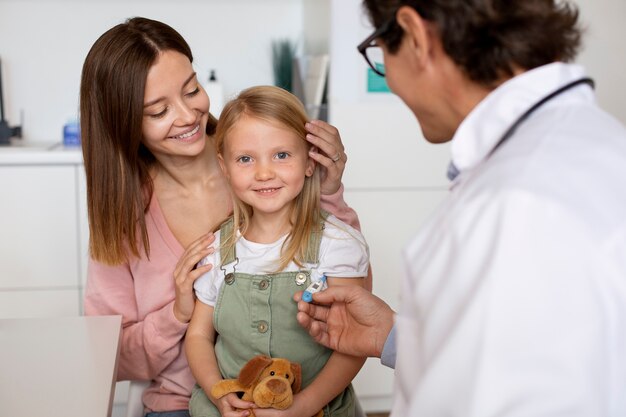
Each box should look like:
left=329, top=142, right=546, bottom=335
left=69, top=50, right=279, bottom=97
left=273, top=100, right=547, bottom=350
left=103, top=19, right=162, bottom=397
left=0, top=315, right=122, bottom=417
left=0, top=141, right=83, bottom=165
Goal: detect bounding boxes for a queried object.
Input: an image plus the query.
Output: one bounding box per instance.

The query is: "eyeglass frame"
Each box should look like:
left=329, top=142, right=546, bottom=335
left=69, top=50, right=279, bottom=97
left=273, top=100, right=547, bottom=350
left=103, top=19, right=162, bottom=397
left=357, top=15, right=397, bottom=77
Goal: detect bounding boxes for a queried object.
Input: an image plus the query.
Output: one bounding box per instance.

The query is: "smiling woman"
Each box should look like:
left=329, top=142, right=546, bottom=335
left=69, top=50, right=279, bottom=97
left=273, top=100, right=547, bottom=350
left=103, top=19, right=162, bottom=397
left=141, top=51, right=210, bottom=158
left=80, top=17, right=222, bottom=268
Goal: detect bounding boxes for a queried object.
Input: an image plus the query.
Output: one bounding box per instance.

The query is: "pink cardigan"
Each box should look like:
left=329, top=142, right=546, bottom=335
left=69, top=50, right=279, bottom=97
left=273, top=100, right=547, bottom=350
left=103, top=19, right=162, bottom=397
left=84, top=186, right=360, bottom=412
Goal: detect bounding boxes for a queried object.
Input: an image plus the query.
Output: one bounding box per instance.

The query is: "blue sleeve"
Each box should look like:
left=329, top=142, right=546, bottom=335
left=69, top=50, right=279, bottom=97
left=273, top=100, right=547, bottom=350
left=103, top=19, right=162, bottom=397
left=380, top=322, right=397, bottom=369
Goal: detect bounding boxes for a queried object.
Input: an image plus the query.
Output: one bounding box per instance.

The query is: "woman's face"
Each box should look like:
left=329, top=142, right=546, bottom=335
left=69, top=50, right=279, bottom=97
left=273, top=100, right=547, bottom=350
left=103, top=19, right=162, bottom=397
left=142, top=50, right=210, bottom=159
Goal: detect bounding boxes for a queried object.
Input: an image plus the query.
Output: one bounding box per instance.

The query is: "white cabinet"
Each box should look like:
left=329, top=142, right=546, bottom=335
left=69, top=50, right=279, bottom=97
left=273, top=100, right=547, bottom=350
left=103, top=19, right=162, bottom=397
left=0, top=148, right=86, bottom=318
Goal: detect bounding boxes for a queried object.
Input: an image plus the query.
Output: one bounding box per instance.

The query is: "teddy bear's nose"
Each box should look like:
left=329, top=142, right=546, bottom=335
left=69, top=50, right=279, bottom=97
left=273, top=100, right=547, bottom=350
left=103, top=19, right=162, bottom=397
left=267, top=378, right=287, bottom=394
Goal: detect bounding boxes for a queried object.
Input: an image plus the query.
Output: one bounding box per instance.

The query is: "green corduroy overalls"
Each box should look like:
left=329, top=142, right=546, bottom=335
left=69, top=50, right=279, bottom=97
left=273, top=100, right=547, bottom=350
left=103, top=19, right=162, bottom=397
left=190, top=215, right=356, bottom=417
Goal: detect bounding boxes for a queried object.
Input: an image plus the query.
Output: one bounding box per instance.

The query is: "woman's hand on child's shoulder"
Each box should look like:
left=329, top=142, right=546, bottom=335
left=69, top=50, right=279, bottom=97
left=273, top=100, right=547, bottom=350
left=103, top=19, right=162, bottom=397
left=172, top=232, right=216, bottom=323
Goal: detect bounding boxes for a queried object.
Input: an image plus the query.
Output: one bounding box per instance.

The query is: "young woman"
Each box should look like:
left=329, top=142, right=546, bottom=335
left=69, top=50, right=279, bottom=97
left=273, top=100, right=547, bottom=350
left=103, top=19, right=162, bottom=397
left=185, top=86, right=368, bottom=417
left=80, top=17, right=361, bottom=417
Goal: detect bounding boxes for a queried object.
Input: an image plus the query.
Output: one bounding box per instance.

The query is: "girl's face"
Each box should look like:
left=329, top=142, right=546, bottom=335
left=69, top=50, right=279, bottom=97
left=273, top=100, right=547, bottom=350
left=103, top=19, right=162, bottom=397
left=219, top=115, right=315, bottom=219
left=141, top=50, right=210, bottom=159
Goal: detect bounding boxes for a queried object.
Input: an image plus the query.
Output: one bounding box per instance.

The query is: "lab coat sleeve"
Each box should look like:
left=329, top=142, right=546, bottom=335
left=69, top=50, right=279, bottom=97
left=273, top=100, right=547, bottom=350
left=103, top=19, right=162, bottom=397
left=380, top=323, right=397, bottom=369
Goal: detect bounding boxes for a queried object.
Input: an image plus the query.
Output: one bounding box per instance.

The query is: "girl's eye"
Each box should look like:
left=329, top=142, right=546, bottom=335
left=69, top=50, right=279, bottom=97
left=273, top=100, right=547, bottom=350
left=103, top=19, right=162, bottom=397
left=237, top=156, right=251, bottom=163
left=276, top=152, right=289, bottom=160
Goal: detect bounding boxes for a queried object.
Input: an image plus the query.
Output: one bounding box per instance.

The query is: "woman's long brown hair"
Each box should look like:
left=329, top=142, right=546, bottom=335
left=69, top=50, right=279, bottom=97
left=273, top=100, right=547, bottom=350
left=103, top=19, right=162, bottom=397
left=80, top=17, right=217, bottom=265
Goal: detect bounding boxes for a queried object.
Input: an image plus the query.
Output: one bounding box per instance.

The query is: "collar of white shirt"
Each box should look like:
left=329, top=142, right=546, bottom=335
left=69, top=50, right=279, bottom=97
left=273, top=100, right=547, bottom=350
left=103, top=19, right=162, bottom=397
left=447, top=62, right=591, bottom=182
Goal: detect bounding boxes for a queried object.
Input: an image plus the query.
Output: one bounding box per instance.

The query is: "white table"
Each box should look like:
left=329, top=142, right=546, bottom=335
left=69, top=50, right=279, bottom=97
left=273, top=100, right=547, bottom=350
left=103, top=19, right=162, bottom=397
left=0, top=315, right=122, bottom=417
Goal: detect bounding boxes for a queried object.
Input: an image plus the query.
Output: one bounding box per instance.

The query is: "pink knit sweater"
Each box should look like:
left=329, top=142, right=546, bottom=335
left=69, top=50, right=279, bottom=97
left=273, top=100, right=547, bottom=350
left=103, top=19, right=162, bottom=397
left=84, top=186, right=360, bottom=412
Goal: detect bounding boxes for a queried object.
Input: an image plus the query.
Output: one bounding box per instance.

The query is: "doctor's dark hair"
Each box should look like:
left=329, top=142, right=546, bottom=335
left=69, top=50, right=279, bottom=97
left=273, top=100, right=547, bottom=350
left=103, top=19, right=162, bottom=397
left=362, top=0, right=582, bottom=86
left=80, top=17, right=218, bottom=265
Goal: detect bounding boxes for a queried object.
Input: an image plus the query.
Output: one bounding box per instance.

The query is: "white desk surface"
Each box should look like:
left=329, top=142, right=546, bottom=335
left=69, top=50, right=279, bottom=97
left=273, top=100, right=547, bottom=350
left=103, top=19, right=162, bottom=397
left=0, top=315, right=122, bottom=417
left=0, top=142, right=83, bottom=165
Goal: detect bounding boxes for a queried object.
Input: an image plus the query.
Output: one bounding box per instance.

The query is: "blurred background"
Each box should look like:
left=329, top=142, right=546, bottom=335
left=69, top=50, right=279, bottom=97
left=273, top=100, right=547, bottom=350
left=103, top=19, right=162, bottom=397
left=1, top=0, right=624, bottom=415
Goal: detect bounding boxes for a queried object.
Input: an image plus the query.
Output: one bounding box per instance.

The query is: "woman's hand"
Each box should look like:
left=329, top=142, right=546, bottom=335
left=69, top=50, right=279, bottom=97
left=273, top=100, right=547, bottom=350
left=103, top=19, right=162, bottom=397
left=172, top=233, right=215, bottom=323
left=216, top=392, right=256, bottom=417
left=305, top=120, right=347, bottom=195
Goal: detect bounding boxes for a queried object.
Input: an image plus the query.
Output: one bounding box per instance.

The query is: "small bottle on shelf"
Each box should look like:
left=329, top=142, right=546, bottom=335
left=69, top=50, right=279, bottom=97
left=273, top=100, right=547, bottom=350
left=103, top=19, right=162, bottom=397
left=204, top=69, right=224, bottom=117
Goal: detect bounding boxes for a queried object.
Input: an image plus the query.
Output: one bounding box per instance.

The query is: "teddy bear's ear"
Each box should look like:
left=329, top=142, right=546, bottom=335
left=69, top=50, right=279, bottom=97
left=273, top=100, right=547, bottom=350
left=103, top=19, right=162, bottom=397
left=290, top=362, right=302, bottom=394
left=239, top=355, right=273, bottom=388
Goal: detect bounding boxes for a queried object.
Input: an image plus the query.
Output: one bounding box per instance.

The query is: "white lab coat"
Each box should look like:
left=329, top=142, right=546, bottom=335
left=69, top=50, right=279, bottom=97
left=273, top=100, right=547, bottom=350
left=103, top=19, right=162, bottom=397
left=393, top=63, right=626, bottom=417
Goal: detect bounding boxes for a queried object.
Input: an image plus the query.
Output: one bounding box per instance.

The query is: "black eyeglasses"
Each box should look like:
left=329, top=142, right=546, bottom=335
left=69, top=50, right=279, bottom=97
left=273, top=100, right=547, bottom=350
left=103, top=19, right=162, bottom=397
left=357, top=15, right=396, bottom=77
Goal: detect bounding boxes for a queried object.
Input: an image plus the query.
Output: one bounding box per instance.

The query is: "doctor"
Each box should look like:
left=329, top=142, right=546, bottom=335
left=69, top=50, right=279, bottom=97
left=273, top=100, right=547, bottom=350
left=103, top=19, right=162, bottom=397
left=296, top=0, right=626, bottom=416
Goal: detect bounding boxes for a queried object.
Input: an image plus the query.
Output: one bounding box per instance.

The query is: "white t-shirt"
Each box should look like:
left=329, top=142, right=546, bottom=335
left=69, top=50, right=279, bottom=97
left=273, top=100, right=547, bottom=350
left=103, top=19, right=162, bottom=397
left=194, top=214, right=369, bottom=306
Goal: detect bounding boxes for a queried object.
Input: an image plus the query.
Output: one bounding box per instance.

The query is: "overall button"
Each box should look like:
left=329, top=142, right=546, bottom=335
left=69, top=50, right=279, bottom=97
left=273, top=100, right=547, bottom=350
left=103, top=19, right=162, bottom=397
left=295, top=272, right=309, bottom=286
left=259, top=279, right=269, bottom=290
left=257, top=321, right=269, bottom=333
left=224, top=273, right=235, bottom=285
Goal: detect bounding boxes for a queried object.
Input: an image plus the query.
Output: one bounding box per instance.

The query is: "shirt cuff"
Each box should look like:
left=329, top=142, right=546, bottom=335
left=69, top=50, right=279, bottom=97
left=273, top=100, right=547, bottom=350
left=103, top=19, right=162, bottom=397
left=380, top=322, right=397, bottom=369
left=152, top=301, right=189, bottom=341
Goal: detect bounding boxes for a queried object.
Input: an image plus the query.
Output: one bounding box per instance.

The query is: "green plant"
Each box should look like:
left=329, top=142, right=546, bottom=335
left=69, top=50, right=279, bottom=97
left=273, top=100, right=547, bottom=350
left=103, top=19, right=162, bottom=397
left=271, top=39, right=296, bottom=92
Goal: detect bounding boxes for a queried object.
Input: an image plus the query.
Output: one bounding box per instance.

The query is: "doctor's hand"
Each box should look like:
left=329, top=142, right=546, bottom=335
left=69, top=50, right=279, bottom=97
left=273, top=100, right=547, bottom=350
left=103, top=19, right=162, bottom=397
left=305, top=120, right=346, bottom=195
left=294, top=285, right=395, bottom=358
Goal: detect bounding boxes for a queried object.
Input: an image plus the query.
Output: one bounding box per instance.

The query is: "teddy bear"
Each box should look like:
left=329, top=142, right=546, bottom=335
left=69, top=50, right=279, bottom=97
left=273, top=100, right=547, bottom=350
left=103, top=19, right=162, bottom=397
left=211, top=354, right=323, bottom=417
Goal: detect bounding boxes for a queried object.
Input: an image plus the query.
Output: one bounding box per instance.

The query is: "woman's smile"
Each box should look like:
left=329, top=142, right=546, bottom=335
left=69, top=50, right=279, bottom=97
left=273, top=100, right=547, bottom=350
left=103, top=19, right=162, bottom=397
left=168, top=124, right=201, bottom=141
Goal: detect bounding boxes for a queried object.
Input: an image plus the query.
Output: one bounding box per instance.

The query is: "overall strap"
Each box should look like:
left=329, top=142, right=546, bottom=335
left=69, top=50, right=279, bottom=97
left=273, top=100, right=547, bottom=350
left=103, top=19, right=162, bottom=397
left=219, top=216, right=236, bottom=266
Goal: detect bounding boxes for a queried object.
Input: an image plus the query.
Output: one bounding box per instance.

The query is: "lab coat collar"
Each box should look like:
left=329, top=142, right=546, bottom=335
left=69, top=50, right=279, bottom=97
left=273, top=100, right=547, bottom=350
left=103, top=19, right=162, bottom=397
left=448, top=62, right=590, bottom=183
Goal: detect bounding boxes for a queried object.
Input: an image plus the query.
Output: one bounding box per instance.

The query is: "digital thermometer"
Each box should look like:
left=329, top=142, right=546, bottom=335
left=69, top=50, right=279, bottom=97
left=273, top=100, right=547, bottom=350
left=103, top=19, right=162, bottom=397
left=302, top=275, right=327, bottom=303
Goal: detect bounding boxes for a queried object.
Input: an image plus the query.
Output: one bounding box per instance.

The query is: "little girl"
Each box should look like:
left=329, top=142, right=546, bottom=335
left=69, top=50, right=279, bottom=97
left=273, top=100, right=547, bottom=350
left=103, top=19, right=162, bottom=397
left=185, top=86, right=369, bottom=417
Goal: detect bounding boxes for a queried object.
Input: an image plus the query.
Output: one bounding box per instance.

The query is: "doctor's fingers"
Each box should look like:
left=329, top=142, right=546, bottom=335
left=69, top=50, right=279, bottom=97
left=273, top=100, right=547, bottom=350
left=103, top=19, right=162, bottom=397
left=296, top=297, right=331, bottom=321
left=296, top=311, right=332, bottom=348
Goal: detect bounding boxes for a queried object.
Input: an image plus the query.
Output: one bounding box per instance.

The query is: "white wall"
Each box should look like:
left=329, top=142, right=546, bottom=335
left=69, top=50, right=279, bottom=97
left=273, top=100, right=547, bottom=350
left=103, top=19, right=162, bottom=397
left=0, top=0, right=306, bottom=143
left=576, top=0, right=626, bottom=124
left=1, top=0, right=622, bottom=143
left=303, top=0, right=330, bottom=55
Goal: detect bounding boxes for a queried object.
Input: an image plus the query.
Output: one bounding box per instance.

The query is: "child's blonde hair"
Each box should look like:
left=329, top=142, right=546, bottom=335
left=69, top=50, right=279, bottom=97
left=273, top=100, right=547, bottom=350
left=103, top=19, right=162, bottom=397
left=214, top=85, right=321, bottom=271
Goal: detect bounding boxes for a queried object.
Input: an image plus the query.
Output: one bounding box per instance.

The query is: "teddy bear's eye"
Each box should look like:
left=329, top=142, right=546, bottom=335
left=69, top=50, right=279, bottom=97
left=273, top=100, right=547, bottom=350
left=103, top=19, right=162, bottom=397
left=285, top=374, right=290, bottom=379
left=270, top=371, right=275, bottom=376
